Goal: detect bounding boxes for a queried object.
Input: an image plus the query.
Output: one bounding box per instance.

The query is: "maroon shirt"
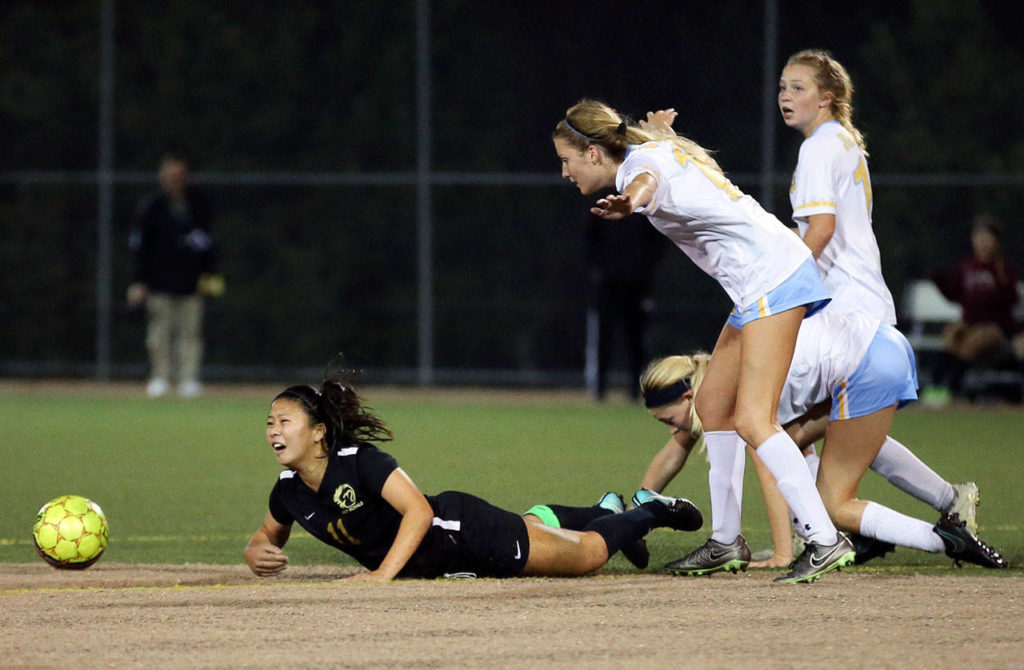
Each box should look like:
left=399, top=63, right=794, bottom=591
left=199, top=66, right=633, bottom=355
left=932, top=256, right=1020, bottom=334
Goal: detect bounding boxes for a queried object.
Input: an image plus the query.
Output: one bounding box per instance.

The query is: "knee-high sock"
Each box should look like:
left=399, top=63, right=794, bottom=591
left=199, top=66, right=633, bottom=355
left=870, top=436, right=955, bottom=512
left=803, top=444, right=820, bottom=483
left=756, top=431, right=838, bottom=545
left=582, top=508, right=655, bottom=557
left=860, top=501, right=945, bottom=552
left=531, top=503, right=611, bottom=531
left=705, top=430, right=744, bottom=544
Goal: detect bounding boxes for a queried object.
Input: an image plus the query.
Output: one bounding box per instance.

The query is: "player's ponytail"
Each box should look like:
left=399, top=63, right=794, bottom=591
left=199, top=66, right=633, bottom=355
left=318, top=378, right=393, bottom=447
left=554, top=98, right=727, bottom=176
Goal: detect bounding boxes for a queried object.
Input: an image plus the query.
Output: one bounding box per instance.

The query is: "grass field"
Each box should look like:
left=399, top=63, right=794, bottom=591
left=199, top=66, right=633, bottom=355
left=1, top=380, right=1021, bottom=573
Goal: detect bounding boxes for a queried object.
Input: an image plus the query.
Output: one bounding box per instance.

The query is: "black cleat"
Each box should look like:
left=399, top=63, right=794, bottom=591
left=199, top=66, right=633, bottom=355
left=934, top=513, right=1008, bottom=569
left=849, top=533, right=896, bottom=565
left=640, top=491, right=703, bottom=532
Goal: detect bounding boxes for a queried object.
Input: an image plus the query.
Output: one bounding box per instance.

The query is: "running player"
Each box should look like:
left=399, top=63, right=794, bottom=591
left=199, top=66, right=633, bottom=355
left=244, top=379, right=702, bottom=580
left=554, top=99, right=853, bottom=583
left=636, top=311, right=1008, bottom=579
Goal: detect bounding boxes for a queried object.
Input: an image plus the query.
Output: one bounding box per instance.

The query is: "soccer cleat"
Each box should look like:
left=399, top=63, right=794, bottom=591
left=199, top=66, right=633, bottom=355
left=638, top=491, right=703, bottom=532
left=933, top=512, right=1008, bottom=569
left=849, top=533, right=896, bottom=565
left=631, top=487, right=657, bottom=508
left=774, top=533, right=856, bottom=584
left=947, top=482, right=980, bottom=536
left=596, top=492, right=650, bottom=569
left=665, top=536, right=751, bottom=576
left=597, top=492, right=626, bottom=514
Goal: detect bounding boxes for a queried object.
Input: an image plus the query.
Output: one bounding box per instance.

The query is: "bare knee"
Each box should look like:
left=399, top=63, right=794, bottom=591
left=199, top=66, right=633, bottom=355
left=695, top=393, right=732, bottom=432
left=734, top=407, right=779, bottom=448
left=579, top=533, right=610, bottom=573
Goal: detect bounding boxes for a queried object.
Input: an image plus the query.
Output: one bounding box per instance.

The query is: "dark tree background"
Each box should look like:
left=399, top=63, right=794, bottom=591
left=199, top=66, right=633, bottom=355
left=1, top=0, right=1022, bottom=382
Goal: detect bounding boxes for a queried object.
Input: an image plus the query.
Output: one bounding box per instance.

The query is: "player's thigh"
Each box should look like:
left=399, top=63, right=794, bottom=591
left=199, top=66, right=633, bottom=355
left=696, top=322, right=741, bottom=429
left=817, top=406, right=896, bottom=508
left=521, top=522, right=605, bottom=577
left=735, top=308, right=805, bottom=442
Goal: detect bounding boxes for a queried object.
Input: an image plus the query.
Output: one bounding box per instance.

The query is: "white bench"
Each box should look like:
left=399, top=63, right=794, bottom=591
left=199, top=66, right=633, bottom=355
left=900, top=278, right=1024, bottom=402
left=900, top=279, right=962, bottom=352
left=901, top=278, right=1024, bottom=351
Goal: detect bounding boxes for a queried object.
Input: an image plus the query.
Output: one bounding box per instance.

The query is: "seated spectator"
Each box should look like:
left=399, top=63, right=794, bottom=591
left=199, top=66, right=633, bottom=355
left=928, top=214, right=1023, bottom=398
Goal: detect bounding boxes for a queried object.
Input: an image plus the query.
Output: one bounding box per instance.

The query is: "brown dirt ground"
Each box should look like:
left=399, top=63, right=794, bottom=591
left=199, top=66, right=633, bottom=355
left=1, top=563, right=1022, bottom=669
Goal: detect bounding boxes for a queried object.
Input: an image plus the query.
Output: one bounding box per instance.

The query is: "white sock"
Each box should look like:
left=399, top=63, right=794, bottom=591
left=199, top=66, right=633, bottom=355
left=871, top=436, right=955, bottom=512
left=788, top=445, right=820, bottom=538
left=803, top=444, right=820, bottom=483
left=755, top=431, right=838, bottom=545
left=705, top=430, right=744, bottom=544
left=860, top=501, right=945, bottom=553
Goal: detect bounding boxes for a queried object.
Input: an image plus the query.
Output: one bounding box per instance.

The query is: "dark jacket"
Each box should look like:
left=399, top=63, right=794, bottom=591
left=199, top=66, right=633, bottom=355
left=129, top=187, right=216, bottom=295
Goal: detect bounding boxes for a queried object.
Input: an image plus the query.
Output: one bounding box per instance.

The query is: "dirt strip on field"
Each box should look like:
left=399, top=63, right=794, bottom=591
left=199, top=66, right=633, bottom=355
left=1, top=563, right=1021, bottom=669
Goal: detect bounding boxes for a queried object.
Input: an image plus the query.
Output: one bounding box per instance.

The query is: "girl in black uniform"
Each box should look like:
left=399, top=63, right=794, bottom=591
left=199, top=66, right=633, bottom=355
left=245, top=378, right=703, bottom=581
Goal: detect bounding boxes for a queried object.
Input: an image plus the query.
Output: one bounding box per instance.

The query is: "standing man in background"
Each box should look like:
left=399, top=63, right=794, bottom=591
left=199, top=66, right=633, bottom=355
left=585, top=211, right=665, bottom=400
left=128, top=152, right=223, bottom=398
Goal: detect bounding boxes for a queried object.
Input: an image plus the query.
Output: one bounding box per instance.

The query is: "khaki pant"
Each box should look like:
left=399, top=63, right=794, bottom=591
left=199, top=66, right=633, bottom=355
left=146, top=293, right=204, bottom=385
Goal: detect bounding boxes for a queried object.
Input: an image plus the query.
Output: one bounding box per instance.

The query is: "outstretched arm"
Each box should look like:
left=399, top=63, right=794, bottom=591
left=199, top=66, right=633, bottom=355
left=245, top=512, right=292, bottom=576
left=345, top=468, right=433, bottom=582
left=640, top=432, right=696, bottom=493
left=592, top=173, right=658, bottom=220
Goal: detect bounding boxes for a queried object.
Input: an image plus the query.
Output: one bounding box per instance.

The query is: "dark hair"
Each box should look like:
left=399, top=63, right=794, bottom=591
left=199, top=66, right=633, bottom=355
left=972, top=213, right=1003, bottom=238
left=273, top=376, right=393, bottom=451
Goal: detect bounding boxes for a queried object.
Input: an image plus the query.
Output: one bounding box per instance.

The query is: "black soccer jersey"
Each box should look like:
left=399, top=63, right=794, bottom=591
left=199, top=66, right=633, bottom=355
left=267, top=443, right=530, bottom=578
left=268, top=443, right=404, bottom=571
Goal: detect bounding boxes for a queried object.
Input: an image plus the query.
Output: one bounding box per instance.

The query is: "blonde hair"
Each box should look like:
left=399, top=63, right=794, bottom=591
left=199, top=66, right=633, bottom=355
left=553, top=98, right=726, bottom=176
left=786, top=49, right=867, bottom=153
left=639, top=353, right=711, bottom=450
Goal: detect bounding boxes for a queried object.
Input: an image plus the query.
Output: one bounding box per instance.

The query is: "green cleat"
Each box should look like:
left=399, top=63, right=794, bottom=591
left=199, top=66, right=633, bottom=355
left=774, top=534, right=856, bottom=584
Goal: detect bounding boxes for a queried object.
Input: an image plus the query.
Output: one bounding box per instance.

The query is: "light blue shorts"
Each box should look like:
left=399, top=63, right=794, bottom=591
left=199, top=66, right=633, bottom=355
left=831, top=324, right=919, bottom=421
left=727, top=257, right=831, bottom=329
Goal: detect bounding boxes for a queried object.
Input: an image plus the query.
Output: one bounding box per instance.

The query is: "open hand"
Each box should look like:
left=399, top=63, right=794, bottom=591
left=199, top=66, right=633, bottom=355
left=591, top=193, right=635, bottom=220
left=640, top=108, right=678, bottom=138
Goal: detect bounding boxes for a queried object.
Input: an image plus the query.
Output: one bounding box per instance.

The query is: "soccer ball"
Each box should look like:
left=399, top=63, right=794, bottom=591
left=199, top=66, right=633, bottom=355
left=32, top=495, right=109, bottom=569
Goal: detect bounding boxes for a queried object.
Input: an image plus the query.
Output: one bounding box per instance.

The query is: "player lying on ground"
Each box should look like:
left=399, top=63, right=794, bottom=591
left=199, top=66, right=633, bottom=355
left=634, top=310, right=1007, bottom=577
left=244, top=378, right=702, bottom=581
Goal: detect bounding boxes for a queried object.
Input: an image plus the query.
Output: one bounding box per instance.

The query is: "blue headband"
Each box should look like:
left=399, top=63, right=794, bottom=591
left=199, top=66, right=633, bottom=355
left=642, top=379, right=691, bottom=408
left=563, top=118, right=594, bottom=144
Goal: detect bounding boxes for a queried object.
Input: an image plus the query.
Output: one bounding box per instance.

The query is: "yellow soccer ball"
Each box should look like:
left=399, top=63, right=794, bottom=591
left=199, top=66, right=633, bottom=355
left=32, top=495, right=109, bottom=569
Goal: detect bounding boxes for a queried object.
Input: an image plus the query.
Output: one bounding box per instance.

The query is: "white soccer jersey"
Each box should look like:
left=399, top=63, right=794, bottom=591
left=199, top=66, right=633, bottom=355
left=618, top=141, right=811, bottom=308
left=789, top=121, right=896, bottom=324
left=777, top=309, right=880, bottom=424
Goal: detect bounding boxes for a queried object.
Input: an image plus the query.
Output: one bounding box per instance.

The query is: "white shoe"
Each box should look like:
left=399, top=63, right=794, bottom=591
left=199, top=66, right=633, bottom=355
left=178, top=381, right=203, bottom=398
left=146, top=378, right=170, bottom=397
